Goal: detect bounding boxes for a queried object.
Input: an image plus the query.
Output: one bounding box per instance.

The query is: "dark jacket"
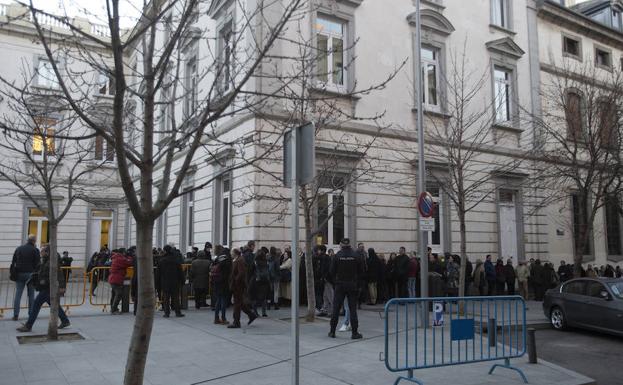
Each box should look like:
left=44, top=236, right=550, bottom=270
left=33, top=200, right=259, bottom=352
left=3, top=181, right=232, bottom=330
left=504, top=263, right=516, bottom=284
left=33, top=255, right=65, bottom=291
left=484, top=260, right=496, bottom=281
left=12, top=242, right=40, bottom=274
left=212, top=254, right=232, bottom=293
left=158, top=253, right=184, bottom=292
left=495, top=262, right=506, bottom=283
left=230, top=256, right=249, bottom=293
left=329, top=246, right=366, bottom=284
left=393, top=253, right=410, bottom=281
left=366, top=251, right=381, bottom=283
left=189, top=254, right=212, bottom=290
left=108, top=253, right=133, bottom=286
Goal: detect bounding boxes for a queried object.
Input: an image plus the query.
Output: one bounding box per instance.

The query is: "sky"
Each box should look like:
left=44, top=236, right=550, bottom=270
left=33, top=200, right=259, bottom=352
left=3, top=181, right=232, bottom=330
left=0, top=0, right=142, bottom=28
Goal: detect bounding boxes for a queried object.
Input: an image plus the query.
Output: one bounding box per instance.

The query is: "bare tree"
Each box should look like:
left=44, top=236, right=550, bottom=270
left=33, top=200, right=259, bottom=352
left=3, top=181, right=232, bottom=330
left=0, top=60, right=109, bottom=339
left=534, top=61, right=623, bottom=275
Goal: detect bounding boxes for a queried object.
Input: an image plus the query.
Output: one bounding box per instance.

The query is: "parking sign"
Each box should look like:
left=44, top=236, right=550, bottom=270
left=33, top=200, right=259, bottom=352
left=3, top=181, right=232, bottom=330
left=433, top=302, right=444, bottom=327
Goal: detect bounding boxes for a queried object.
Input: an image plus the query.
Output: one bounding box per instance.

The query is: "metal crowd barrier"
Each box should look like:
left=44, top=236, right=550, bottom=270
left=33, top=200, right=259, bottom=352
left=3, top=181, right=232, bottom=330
left=0, top=267, right=86, bottom=317
left=384, top=296, right=527, bottom=385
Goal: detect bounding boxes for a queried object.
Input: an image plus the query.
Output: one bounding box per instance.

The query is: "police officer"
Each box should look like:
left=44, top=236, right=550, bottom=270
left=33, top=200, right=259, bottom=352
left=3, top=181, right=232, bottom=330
left=328, top=238, right=365, bottom=340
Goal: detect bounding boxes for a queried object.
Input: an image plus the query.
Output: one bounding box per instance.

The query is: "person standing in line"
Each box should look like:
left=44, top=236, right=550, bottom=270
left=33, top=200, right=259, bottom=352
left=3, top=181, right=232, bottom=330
left=268, top=247, right=281, bottom=310
left=17, top=245, right=70, bottom=332
left=531, top=259, right=546, bottom=301
left=472, top=260, right=486, bottom=296
left=504, top=258, right=516, bottom=296
left=228, top=248, right=258, bottom=328
left=189, top=250, right=211, bottom=309
left=10, top=234, right=40, bottom=321
left=313, top=246, right=326, bottom=312
left=328, top=238, right=365, bottom=340
left=516, top=260, right=530, bottom=300
left=158, top=245, right=185, bottom=318
left=445, top=255, right=459, bottom=297
left=250, top=249, right=271, bottom=317
left=108, top=250, right=133, bottom=315
left=366, top=248, right=380, bottom=305
left=318, top=245, right=333, bottom=317
left=484, top=255, right=496, bottom=296
left=394, top=247, right=410, bottom=298
left=211, top=245, right=232, bottom=324
left=407, top=252, right=419, bottom=298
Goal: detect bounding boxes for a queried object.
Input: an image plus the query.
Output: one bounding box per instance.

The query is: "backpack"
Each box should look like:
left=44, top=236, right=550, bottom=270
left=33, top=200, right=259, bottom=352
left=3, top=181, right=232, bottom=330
left=210, top=263, right=222, bottom=283
left=255, top=262, right=270, bottom=283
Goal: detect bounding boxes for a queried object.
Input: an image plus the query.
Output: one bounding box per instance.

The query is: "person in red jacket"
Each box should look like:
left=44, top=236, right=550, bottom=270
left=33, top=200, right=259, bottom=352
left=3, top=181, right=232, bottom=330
left=108, top=250, right=133, bottom=315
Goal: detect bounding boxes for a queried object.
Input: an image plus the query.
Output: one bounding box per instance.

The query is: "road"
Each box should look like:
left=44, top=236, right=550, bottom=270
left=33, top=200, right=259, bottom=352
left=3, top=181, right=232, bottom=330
left=535, top=327, right=623, bottom=385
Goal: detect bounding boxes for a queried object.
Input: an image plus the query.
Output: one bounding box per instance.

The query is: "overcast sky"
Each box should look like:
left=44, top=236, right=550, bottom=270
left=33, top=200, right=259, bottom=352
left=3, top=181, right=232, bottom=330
left=0, top=0, right=141, bottom=28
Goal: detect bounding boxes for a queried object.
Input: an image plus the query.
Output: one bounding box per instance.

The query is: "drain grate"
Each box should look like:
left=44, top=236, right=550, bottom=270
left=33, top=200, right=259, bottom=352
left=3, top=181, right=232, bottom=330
left=16, top=332, right=85, bottom=345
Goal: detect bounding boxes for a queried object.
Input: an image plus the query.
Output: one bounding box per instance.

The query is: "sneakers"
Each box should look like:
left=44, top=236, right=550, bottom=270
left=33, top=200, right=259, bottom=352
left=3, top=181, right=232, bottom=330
left=248, top=312, right=259, bottom=325
left=351, top=332, right=363, bottom=340
left=58, top=321, right=70, bottom=329
left=338, top=324, right=351, bottom=332
left=328, top=331, right=336, bottom=338
left=16, top=324, right=31, bottom=332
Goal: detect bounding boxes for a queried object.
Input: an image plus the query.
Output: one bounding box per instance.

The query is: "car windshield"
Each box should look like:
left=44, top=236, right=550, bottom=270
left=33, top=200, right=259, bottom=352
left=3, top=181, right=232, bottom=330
left=609, top=282, right=623, bottom=299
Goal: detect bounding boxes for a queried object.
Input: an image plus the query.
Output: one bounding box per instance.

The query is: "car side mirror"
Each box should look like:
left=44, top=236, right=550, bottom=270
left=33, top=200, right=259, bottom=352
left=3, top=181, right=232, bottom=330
left=600, top=290, right=611, bottom=300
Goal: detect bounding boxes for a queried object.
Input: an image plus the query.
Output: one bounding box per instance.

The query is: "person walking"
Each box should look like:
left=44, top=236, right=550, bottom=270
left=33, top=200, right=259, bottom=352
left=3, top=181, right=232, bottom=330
left=189, top=250, right=212, bottom=309
left=211, top=245, right=232, bottom=324
left=484, top=255, right=496, bottom=295
left=328, top=238, right=365, bottom=340
left=108, top=250, right=133, bottom=315
left=516, top=260, right=530, bottom=300
left=16, top=246, right=70, bottom=332
left=228, top=248, right=258, bottom=328
left=158, top=245, right=185, bottom=318
left=504, top=259, right=516, bottom=296
left=10, top=234, right=40, bottom=321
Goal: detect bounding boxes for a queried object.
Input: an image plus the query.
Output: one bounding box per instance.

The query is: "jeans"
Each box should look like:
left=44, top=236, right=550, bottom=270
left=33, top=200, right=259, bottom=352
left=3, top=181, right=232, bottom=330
left=232, top=289, right=255, bottom=325
left=272, top=281, right=280, bottom=305
left=162, top=289, right=181, bottom=316
left=368, top=282, right=377, bottom=304
left=330, top=282, right=358, bottom=332
left=340, top=297, right=350, bottom=328
left=321, top=282, right=334, bottom=315
left=214, top=292, right=228, bottom=320
left=14, top=272, right=34, bottom=318
left=407, top=277, right=417, bottom=298
left=110, top=284, right=124, bottom=313
left=25, top=289, right=69, bottom=328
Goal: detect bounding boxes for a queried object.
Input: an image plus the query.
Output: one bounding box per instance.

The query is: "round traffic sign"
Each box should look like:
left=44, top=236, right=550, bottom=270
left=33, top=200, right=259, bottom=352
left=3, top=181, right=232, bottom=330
left=418, top=191, right=435, bottom=218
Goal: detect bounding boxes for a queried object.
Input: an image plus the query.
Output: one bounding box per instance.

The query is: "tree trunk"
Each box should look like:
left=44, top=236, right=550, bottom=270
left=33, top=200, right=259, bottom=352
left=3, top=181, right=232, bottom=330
left=123, top=221, right=156, bottom=385
left=47, top=222, right=60, bottom=340
left=303, top=202, right=316, bottom=322
left=458, top=212, right=467, bottom=298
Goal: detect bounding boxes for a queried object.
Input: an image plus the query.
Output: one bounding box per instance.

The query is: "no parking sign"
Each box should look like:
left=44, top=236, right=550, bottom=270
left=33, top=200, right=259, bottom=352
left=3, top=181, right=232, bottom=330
left=433, top=302, right=444, bottom=327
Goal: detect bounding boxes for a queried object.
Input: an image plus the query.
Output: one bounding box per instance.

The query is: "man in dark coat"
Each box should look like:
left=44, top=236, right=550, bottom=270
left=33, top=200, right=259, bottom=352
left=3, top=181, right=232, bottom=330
left=366, top=248, right=380, bottom=305
left=17, top=246, right=69, bottom=332
left=329, top=238, right=365, bottom=340
left=243, top=241, right=256, bottom=272
left=189, top=250, right=211, bottom=309
left=531, top=259, right=546, bottom=301
left=228, top=248, right=258, bottom=328
left=504, top=258, right=516, bottom=295
left=158, top=245, right=185, bottom=317
left=11, top=234, right=40, bottom=321
left=484, top=255, right=496, bottom=295
left=393, top=247, right=410, bottom=298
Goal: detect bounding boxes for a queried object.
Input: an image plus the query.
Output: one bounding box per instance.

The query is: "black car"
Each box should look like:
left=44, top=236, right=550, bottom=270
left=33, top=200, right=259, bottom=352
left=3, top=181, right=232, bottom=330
left=543, top=277, right=623, bottom=336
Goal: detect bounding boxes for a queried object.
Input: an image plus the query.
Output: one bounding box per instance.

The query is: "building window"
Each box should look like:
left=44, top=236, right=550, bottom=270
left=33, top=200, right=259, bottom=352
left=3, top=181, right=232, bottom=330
left=317, top=192, right=346, bottom=248
left=494, top=67, right=512, bottom=123
left=98, top=72, right=115, bottom=95
left=595, top=47, right=612, bottom=68
left=159, top=86, right=171, bottom=143
left=156, top=209, right=168, bottom=247
left=562, top=35, right=581, bottom=59
left=27, top=207, right=49, bottom=249
left=572, top=193, right=591, bottom=256
left=184, top=57, right=198, bottom=116
left=421, top=47, right=440, bottom=110
left=32, top=117, right=56, bottom=157
left=94, top=135, right=114, bottom=162
left=90, top=209, right=113, bottom=252
left=181, top=190, right=194, bottom=248
left=315, top=16, right=346, bottom=87
left=598, top=99, right=617, bottom=148
left=217, top=22, right=233, bottom=93
left=491, top=0, right=511, bottom=29
left=565, top=90, right=584, bottom=141
left=36, top=58, right=58, bottom=88
left=613, top=10, right=622, bottom=31
left=605, top=195, right=621, bottom=255
left=221, top=174, right=231, bottom=246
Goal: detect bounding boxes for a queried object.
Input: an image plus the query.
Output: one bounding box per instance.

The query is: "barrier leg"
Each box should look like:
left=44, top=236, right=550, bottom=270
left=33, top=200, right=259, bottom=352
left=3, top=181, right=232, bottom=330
left=488, top=358, right=528, bottom=384
left=393, top=370, right=424, bottom=385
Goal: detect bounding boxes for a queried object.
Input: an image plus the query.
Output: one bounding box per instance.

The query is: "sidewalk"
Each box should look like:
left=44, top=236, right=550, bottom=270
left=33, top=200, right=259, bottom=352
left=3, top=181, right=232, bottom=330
left=0, top=302, right=592, bottom=385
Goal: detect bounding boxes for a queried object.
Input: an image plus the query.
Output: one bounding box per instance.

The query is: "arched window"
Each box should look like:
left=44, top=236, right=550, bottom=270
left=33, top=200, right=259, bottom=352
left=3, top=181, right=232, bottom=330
left=565, top=90, right=584, bottom=141
left=597, top=98, right=618, bottom=148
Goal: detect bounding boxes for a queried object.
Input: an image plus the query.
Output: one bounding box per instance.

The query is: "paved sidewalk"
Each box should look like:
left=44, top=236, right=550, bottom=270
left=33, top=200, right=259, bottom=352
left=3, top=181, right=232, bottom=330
left=0, top=303, right=590, bottom=385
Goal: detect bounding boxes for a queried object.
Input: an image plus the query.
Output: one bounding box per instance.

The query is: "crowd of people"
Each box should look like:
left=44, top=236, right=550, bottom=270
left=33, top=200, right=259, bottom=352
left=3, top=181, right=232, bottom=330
left=9, top=234, right=623, bottom=337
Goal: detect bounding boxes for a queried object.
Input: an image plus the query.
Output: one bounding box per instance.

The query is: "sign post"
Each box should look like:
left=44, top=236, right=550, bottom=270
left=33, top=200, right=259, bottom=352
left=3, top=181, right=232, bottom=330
left=283, top=122, right=315, bottom=385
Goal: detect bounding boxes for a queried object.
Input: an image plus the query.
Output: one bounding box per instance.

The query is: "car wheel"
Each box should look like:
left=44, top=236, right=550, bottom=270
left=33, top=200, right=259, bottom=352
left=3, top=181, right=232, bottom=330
left=550, top=306, right=567, bottom=331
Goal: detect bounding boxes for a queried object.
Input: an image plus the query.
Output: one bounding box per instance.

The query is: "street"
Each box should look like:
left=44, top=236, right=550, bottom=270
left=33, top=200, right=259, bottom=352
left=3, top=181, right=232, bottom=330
left=535, top=328, right=623, bottom=385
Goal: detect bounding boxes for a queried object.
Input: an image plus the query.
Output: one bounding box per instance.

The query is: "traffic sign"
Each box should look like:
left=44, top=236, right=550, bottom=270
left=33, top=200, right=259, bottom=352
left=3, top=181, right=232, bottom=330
left=419, top=217, right=435, bottom=231
left=433, top=302, right=444, bottom=327
left=418, top=191, right=435, bottom=218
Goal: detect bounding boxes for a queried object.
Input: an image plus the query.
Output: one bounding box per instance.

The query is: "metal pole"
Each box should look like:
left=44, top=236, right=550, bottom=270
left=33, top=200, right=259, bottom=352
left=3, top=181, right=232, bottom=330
left=415, top=0, right=428, bottom=323
left=527, top=328, right=537, bottom=363
left=290, top=128, right=300, bottom=385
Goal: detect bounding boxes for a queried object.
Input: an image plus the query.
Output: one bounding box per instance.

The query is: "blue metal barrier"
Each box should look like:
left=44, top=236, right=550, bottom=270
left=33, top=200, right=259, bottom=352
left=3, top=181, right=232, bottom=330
left=384, top=296, right=527, bottom=385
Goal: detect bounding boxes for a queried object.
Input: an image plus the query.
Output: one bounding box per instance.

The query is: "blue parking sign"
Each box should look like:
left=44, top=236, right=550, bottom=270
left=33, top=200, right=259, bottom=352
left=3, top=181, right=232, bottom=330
left=433, top=302, right=444, bottom=327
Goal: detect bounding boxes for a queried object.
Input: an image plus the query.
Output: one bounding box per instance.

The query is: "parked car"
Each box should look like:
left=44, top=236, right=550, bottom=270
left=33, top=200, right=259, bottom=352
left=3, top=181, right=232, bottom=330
left=543, top=278, right=623, bottom=336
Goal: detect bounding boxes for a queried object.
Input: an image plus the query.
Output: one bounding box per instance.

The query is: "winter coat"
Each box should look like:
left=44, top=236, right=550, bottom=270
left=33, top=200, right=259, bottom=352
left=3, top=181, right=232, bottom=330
left=189, top=253, right=212, bottom=290
left=393, top=254, right=410, bottom=280
left=32, top=255, right=65, bottom=292
left=230, top=256, right=249, bottom=294
left=108, top=253, right=133, bottom=286
left=484, top=260, right=496, bottom=281
left=504, top=264, right=516, bottom=284
left=446, top=261, right=459, bottom=290
left=407, top=257, right=419, bottom=279
left=516, top=264, right=530, bottom=282
left=211, top=254, right=232, bottom=294
left=12, top=242, right=40, bottom=273
left=366, top=253, right=381, bottom=282
left=158, top=253, right=184, bottom=292
left=495, top=263, right=506, bottom=283
left=473, top=263, right=486, bottom=290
